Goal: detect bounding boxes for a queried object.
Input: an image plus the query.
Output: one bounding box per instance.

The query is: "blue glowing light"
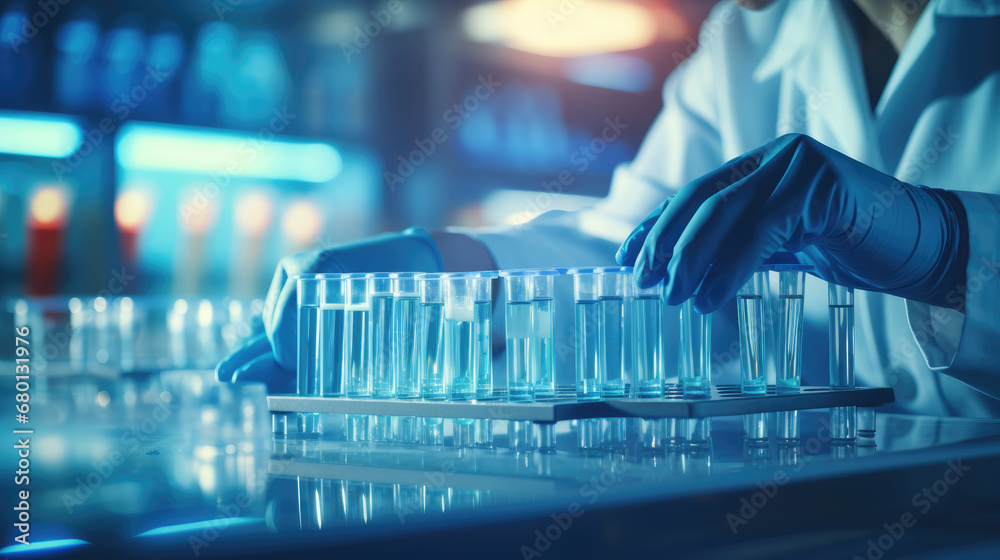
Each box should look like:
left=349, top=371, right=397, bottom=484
left=1, top=539, right=89, bottom=555
left=116, top=122, right=342, bottom=183
left=565, top=54, right=653, bottom=93
left=136, top=517, right=262, bottom=538
left=0, top=111, right=83, bottom=158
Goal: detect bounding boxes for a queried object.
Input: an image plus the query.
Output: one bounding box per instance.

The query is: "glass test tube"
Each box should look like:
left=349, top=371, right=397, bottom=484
left=599, top=267, right=633, bottom=398
left=738, top=271, right=767, bottom=395
left=342, top=273, right=372, bottom=398
left=415, top=273, right=446, bottom=400
left=368, top=273, right=395, bottom=398
left=678, top=298, right=712, bottom=398
left=318, top=274, right=345, bottom=396
left=500, top=269, right=559, bottom=402
left=568, top=268, right=602, bottom=401
left=391, top=273, right=421, bottom=399
left=829, top=283, right=855, bottom=389
left=775, top=266, right=807, bottom=393
left=296, top=274, right=321, bottom=396
left=442, top=272, right=496, bottom=401
left=633, top=283, right=664, bottom=398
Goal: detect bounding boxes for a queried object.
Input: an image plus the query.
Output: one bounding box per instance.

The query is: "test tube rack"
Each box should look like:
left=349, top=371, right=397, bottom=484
left=267, top=384, right=894, bottom=425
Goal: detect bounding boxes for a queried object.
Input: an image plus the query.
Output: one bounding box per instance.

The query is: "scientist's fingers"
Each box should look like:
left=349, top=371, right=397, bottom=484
left=269, top=277, right=300, bottom=371
left=216, top=333, right=272, bottom=382
left=616, top=197, right=672, bottom=266
left=694, top=218, right=788, bottom=312
left=232, top=353, right=295, bottom=393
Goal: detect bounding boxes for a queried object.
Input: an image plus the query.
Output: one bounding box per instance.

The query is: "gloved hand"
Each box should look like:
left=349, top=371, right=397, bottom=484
left=216, top=226, right=443, bottom=391
left=617, top=133, right=968, bottom=313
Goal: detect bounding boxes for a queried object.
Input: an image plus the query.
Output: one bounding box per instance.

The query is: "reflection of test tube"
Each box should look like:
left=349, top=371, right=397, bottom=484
left=738, top=271, right=767, bottom=395
left=831, top=406, right=857, bottom=441
left=599, top=267, right=632, bottom=398
left=568, top=269, right=602, bottom=401
left=632, top=283, right=663, bottom=398
left=416, top=274, right=446, bottom=400
left=678, top=298, right=712, bottom=398
left=342, top=274, right=372, bottom=398
left=500, top=269, right=559, bottom=402
left=775, top=267, right=807, bottom=393
left=442, top=272, right=496, bottom=401
left=367, top=273, right=394, bottom=399
left=391, top=273, right=421, bottom=399
left=829, top=284, right=855, bottom=389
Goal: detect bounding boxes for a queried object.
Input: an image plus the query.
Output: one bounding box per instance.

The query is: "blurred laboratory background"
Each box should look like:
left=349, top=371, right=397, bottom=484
left=0, top=0, right=711, bottom=300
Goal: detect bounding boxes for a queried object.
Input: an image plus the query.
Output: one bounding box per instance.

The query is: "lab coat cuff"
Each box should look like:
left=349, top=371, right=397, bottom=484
left=904, top=191, right=1000, bottom=398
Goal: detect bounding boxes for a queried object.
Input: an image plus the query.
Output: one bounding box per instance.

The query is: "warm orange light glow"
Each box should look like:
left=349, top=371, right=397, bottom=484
left=114, top=190, right=151, bottom=232
left=234, top=191, right=273, bottom=237
left=178, top=192, right=216, bottom=235
left=281, top=200, right=322, bottom=244
left=29, top=187, right=68, bottom=228
left=463, top=0, right=667, bottom=57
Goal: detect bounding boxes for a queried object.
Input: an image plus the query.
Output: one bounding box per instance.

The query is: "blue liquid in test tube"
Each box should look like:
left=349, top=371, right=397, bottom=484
left=442, top=272, right=495, bottom=400
left=368, top=273, right=394, bottom=398
left=342, top=274, right=372, bottom=398
left=775, top=266, right=809, bottom=394
left=633, top=282, right=664, bottom=398
left=297, top=273, right=345, bottom=397
left=391, top=273, right=421, bottom=399
left=500, top=269, right=560, bottom=402
left=416, top=273, right=446, bottom=400
left=296, top=274, right=321, bottom=396
left=738, top=271, right=767, bottom=395
left=599, top=267, right=632, bottom=398
left=678, top=297, right=712, bottom=398
left=568, top=269, right=602, bottom=401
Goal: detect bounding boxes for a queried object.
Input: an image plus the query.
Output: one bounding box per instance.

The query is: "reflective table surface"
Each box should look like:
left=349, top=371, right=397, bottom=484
left=3, top=370, right=1000, bottom=559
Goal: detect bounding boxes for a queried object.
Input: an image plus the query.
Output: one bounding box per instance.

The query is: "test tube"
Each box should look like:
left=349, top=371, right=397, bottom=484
left=368, top=273, right=394, bottom=399
left=296, top=274, right=321, bottom=396
left=297, top=274, right=344, bottom=397
left=775, top=266, right=807, bottom=393
left=633, top=283, right=664, bottom=398
left=500, top=269, right=560, bottom=402
left=342, top=273, right=371, bottom=398
left=391, top=273, right=421, bottom=399
left=415, top=273, right=446, bottom=400
left=678, top=298, right=712, bottom=398
left=442, top=272, right=496, bottom=401
left=568, top=268, right=602, bottom=401
left=737, top=271, right=767, bottom=395
left=599, top=267, right=633, bottom=398
left=829, top=283, right=855, bottom=389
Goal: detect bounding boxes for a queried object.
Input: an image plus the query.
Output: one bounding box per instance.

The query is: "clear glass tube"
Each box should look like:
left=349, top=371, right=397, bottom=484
left=678, top=297, right=712, bottom=398
left=416, top=273, right=446, bottom=400
left=831, top=406, right=857, bottom=441
left=857, top=407, right=876, bottom=438
left=737, top=271, right=767, bottom=395
left=633, top=283, right=664, bottom=398
left=296, top=274, right=321, bottom=396
left=442, top=272, right=495, bottom=401
left=391, top=273, right=420, bottom=399
left=568, top=269, right=602, bottom=401
left=776, top=267, right=807, bottom=394
left=342, top=274, right=371, bottom=398
left=776, top=409, right=799, bottom=443
left=368, top=273, right=394, bottom=399
left=500, top=269, right=560, bottom=402
left=599, top=267, right=632, bottom=398
left=318, top=274, right=345, bottom=396
left=829, top=283, right=855, bottom=389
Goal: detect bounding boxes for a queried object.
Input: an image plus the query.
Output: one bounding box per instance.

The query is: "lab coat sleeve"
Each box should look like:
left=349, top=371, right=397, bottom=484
left=905, top=191, right=1000, bottom=399
left=445, top=24, right=726, bottom=269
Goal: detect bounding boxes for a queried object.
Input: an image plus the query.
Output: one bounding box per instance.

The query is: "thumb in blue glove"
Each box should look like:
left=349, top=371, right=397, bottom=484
left=620, top=133, right=968, bottom=314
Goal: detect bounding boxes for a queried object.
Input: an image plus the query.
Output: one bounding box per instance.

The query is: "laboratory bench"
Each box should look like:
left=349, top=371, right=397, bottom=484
left=2, top=369, right=1000, bottom=559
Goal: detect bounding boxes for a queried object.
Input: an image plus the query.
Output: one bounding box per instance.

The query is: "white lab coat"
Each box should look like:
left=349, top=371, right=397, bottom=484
left=452, top=0, right=1000, bottom=417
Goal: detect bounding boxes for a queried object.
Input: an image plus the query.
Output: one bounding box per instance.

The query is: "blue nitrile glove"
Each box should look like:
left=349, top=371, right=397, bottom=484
left=216, top=227, right=444, bottom=391
left=617, top=133, right=968, bottom=314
